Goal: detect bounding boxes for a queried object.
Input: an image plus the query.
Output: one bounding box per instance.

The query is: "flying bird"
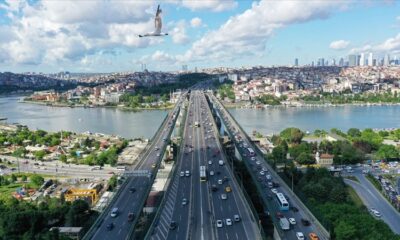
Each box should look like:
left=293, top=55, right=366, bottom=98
left=139, top=5, right=168, bottom=37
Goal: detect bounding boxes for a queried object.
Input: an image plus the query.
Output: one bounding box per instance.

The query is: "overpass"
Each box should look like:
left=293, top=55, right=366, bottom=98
left=147, top=90, right=261, bottom=240
left=206, top=92, right=330, bottom=240
left=83, top=93, right=187, bottom=240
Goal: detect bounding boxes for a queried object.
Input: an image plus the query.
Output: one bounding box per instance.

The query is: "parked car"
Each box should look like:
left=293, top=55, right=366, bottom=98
left=216, top=220, right=223, bottom=228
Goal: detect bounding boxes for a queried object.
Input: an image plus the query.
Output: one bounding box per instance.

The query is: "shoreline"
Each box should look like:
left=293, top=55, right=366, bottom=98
left=20, top=99, right=174, bottom=111
left=220, top=101, right=400, bottom=109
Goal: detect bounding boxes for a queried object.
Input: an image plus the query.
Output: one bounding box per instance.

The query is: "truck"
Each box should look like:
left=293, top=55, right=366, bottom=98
left=279, top=217, right=290, bottom=230
left=194, top=121, right=200, bottom=127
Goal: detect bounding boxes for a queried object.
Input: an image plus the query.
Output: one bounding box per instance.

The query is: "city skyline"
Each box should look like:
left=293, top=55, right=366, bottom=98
left=0, top=1, right=400, bottom=73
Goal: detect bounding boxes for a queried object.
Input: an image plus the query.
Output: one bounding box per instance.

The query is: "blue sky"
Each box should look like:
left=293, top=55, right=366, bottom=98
left=0, top=0, right=399, bottom=73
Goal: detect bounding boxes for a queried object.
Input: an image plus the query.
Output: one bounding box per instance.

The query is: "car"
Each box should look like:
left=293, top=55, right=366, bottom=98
left=151, top=163, right=156, bottom=168
left=106, top=222, right=114, bottom=231
left=129, top=187, right=136, bottom=193
left=182, top=198, right=188, bottom=206
left=209, top=171, right=215, bottom=176
left=256, top=161, right=261, bottom=165
left=296, top=232, right=305, bottom=240
left=169, top=221, right=177, bottom=230
left=110, top=208, right=119, bottom=218
left=155, top=146, right=159, bottom=151
left=259, top=171, right=265, bottom=175
left=156, top=153, right=160, bottom=157
left=127, top=212, right=134, bottom=222
left=301, top=218, right=311, bottom=226
left=234, top=214, right=241, bottom=222
left=185, top=170, right=190, bottom=177
left=216, top=220, right=223, bottom=228
left=271, top=188, right=278, bottom=194
left=211, top=185, right=218, bottom=192
left=251, top=157, right=256, bottom=161
left=266, top=175, right=272, bottom=180
left=289, top=218, right=296, bottom=225
left=180, top=171, right=185, bottom=177
left=221, top=194, right=227, bottom=200
left=309, top=233, right=319, bottom=240
left=218, top=179, right=223, bottom=185
left=208, top=160, right=212, bottom=165
left=370, top=208, right=381, bottom=218
left=276, top=211, right=284, bottom=219
left=225, top=218, right=232, bottom=226
left=225, top=186, right=231, bottom=192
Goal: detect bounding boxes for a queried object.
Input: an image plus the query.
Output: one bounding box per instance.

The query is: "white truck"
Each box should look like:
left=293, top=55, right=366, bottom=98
left=279, top=217, right=290, bottom=230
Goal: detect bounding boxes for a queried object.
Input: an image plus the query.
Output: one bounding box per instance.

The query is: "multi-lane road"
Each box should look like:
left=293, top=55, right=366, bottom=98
left=344, top=167, right=400, bottom=234
left=88, top=95, right=185, bottom=240
left=208, top=93, right=329, bottom=240
left=150, top=91, right=260, bottom=240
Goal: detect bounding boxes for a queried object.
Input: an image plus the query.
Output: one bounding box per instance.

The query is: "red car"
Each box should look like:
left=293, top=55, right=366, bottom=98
left=276, top=211, right=284, bottom=219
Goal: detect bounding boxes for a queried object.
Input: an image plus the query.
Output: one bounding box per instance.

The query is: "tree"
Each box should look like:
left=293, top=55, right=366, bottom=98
left=108, top=175, right=118, bottom=191
left=347, top=128, right=361, bottom=138
left=280, top=127, right=304, bottom=144
left=12, top=147, right=26, bottom=158
left=21, top=175, right=27, bottom=182
left=34, top=150, right=46, bottom=160
left=296, top=152, right=315, bottom=165
left=59, top=154, right=67, bottom=163
left=335, top=221, right=357, bottom=240
left=30, top=174, right=44, bottom=187
left=65, top=200, right=90, bottom=227
left=376, top=144, right=399, bottom=160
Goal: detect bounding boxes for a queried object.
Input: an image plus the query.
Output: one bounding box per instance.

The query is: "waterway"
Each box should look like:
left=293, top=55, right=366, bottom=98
left=1, top=96, right=400, bottom=138
left=0, top=96, right=168, bottom=139
left=229, top=105, right=400, bottom=135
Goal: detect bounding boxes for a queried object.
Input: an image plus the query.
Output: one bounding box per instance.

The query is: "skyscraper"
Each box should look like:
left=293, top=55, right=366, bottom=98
left=360, top=53, right=365, bottom=66
left=368, top=53, right=373, bottom=66
left=339, top=58, right=344, bottom=67
left=348, top=55, right=357, bottom=66
left=294, top=58, right=299, bottom=66
left=384, top=54, right=390, bottom=66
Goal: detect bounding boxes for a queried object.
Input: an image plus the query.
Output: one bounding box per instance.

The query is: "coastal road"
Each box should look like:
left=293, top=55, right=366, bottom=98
left=345, top=168, right=400, bottom=234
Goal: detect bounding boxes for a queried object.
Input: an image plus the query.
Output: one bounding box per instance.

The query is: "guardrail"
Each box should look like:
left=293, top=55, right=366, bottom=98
left=144, top=101, right=189, bottom=239
left=83, top=100, right=183, bottom=240
left=125, top=103, right=183, bottom=239
left=208, top=94, right=330, bottom=240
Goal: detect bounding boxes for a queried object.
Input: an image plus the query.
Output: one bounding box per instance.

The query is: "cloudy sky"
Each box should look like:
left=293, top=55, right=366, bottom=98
left=0, top=0, right=400, bottom=73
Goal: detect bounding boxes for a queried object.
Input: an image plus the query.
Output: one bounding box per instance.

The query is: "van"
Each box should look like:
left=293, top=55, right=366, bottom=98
left=279, top=217, right=290, bottom=230
left=111, top=208, right=119, bottom=218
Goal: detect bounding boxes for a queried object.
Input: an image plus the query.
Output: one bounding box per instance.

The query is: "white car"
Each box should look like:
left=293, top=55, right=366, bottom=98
left=296, top=232, right=305, bottom=240
left=209, top=171, right=215, bottom=176
left=271, top=188, right=278, bottom=194
left=225, top=218, right=232, bottom=226
left=266, top=175, right=272, bottom=180
left=180, top=171, right=185, bottom=177
left=251, top=157, right=256, bottom=161
left=185, top=170, right=190, bottom=177
left=218, top=179, right=223, bottom=185
left=289, top=218, right=296, bottom=225
left=156, top=153, right=160, bottom=157
left=216, top=220, right=223, bottom=228
left=221, top=194, right=227, bottom=200
left=256, top=161, right=261, bottom=165
left=208, top=161, right=212, bottom=165
left=370, top=208, right=381, bottom=218
left=259, top=171, right=265, bottom=175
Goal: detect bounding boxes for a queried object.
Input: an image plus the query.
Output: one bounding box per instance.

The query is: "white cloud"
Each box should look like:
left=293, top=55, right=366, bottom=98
left=375, top=33, right=400, bottom=52
left=171, top=20, right=190, bottom=44
left=190, top=17, right=202, bottom=28
left=181, top=0, right=237, bottom=12
left=329, top=40, right=350, bottom=50
left=177, top=0, right=350, bottom=63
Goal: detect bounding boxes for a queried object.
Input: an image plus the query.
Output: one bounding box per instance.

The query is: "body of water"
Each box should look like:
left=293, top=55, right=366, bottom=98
left=0, top=96, right=168, bottom=139
left=229, top=105, right=400, bottom=135
left=2, top=96, right=400, bottom=138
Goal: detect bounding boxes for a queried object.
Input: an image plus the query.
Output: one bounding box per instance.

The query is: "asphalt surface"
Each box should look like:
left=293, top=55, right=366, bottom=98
left=90, top=96, right=185, bottom=240
left=150, top=91, right=260, bottom=240
left=208, top=93, right=327, bottom=240
left=344, top=167, right=400, bottom=234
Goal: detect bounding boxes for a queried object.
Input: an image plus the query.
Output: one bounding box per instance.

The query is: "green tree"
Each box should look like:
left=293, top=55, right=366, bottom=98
left=376, top=144, right=399, bottom=160
left=65, top=200, right=90, bottom=227
left=108, top=175, right=118, bottom=191
left=335, top=221, right=357, bottom=240
left=59, top=154, right=67, bottom=163
left=347, top=128, right=361, bottom=138
left=34, top=150, right=47, bottom=160
left=296, top=152, right=315, bottom=165
left=280, top=127, right=304, bottom=144
left=30, top=174, right=44, bottom=187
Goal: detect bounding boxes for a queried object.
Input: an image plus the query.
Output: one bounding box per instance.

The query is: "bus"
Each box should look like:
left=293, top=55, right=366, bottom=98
left=276, top=193, right=289, bottom=211
left=247, top=147, right=255, bottom=157
left=200, top=166, right=207, bottom=182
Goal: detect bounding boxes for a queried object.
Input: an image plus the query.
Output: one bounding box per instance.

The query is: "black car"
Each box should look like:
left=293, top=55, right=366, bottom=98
left=301, top=218, right=310, bottom=226
left=106, top=222, right=114, bottom=231
left=290, top=206, right=299, bottom=212
left=169, top=221, right=177, bottom=230
left=129, top=187, right=136, bottom=193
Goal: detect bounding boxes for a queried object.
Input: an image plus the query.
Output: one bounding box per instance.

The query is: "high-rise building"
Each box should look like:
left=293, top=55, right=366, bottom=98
left=368, top=53, right=373, bottom=66
left=294, top=58, right=299, bottom=66
left=339, top=58, right=344, bottom=67
left=360, top=53, right=365, bottom=66
left=348, top=55, right=357, bottom=66
left=317, top=58, right=325, bottom=67
left=384, top=54, right=390, bottom=66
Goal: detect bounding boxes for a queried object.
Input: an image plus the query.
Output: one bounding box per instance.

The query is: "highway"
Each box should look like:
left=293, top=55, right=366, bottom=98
left=208, top=93, right=328, bottom=240
left=149, top=91, right=261, bottom=240
left=88, top=95, right=185, bottom=240
left=344, top=167, right=400, bottom=234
